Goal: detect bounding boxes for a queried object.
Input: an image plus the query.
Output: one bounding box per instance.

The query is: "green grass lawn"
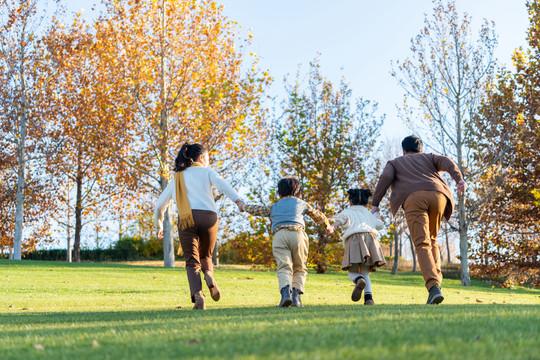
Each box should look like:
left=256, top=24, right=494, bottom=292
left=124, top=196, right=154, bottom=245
left=0, top=260, right=538, bottom=360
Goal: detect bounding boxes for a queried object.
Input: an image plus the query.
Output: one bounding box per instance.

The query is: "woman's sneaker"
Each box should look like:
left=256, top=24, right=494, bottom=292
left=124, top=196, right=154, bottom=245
left=193, top=291, right=206, bottom=310
left=204, top=272, right=221, bottom=301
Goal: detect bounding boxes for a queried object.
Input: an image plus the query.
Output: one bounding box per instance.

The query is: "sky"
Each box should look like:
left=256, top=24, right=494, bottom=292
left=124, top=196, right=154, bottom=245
left=64, top=0, right=530, bottom=138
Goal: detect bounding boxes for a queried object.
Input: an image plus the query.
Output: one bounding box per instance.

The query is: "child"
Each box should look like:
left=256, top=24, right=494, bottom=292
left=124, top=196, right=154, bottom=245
left=329, top=189, right=386, bottom=305
left=241, top=177, right=332, bottom=307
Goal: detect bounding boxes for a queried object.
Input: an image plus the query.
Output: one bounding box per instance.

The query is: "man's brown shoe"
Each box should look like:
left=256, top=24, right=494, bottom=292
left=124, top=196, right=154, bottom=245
left=193, top=291, right=206, bottom=310
left=204, top=273, right=221, bottom=301
left=351, top=276, right=366, bottom=302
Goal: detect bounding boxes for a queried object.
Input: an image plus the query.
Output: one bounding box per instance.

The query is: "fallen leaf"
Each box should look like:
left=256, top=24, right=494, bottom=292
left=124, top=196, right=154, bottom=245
left=22, top=307, right=31, bottom=311
left=476, top=299, right=484, bottom=303
left=188, top=338, right=201, bottom=344
left=8, top=305, right=13, bottom=308
left=92, top=340, right=99, bottom=348
left=35, top=344, right=44, bottom=351
left=464, top=297, right=470, bottom=300
left=175, top=306, right=182, bottom=309
left=246, top=277, right=254, bottom=280
left=153, top=276, right=157, bottom=280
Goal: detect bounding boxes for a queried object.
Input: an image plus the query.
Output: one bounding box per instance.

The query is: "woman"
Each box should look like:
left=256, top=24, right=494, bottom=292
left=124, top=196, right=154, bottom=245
left=155, top=143, right=245, bottom=310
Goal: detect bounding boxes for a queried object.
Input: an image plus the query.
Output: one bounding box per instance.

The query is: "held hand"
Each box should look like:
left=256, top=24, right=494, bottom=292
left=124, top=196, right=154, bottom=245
left=157, top=230, right=163, bottom=239
left=236, top=199, right=246, bottom=212
left=457, top=180, right=467, bottom=195
left=325, top=226, right=334, bottom=236
left=371, top=206, right=380, bottom=215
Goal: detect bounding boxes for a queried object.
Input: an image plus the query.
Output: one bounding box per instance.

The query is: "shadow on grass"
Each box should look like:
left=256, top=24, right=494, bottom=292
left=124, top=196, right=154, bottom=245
left=1, top=305, right=539, bottom=360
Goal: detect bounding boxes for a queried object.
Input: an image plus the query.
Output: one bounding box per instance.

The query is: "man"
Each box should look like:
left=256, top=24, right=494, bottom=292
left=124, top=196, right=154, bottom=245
left=371, top=135, right=466, bottom=304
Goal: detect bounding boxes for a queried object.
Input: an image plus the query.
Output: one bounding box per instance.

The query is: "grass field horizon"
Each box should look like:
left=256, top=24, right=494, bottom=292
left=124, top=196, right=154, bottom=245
left=1, top=260, right=539, bottom=359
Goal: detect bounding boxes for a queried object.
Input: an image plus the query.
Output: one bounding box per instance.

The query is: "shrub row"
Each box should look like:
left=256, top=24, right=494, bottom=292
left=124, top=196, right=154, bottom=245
left=19, top=236, right=180, bottom=261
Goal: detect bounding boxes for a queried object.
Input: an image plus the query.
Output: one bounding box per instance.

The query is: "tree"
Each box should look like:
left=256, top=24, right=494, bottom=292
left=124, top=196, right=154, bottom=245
left=470, top=0, right=540, bottom=285
left=98, top=0, right=270, bottom=267
left=376, top=138, right=408, bottom=275
left=392, top=0, right=497, bottom=285
left=43, top=15, right=136, bottom=262
left=276, top=59, right=383, bottom=273
left=0, top=0, right=57, bottom=259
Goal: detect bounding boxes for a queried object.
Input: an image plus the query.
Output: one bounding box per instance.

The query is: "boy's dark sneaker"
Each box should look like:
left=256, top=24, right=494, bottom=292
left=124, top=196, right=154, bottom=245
left=291, top=287, right=303, bottom=307
left=426, top=285, right=444, bottom=304
left=278, top=285, right=292, bottom=307
left=364, top=299, right=375, bottom=305
left=351, top=276, right=366, bottom=302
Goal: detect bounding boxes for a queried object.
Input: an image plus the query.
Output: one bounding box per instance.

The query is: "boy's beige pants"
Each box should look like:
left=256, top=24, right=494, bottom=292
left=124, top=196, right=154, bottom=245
left=272, top=229, right=309, bottom=293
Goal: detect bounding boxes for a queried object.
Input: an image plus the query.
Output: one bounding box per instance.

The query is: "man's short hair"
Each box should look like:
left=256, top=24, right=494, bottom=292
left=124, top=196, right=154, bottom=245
left=402, top=135, right=423, bottom=153
left=277, top=177, right=302, bottom=197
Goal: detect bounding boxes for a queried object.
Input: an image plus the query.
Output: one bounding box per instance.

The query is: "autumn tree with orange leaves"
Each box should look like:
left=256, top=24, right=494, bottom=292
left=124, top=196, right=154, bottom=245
left=470, top=0, right=540, bottom=286
left=96, top=0, right=270, bottom=266
left=43, top=14, right=138, bottom=262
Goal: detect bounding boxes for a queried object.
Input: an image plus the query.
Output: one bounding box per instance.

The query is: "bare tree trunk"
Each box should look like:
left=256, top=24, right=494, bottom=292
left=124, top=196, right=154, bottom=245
left=391, top=229, right=399, bottom=275
left=118, top=214, right=123, bottom=243
left=316, top=230, right=328, bottom=274
left=159, top=0, right=174, bottom=268
left=408, top=233, right=416, bottom=272
left=13, top=59, right=29, bottom=260
left=162, top=207, right=174, bottom=267
left=213, top=242, right=219, bottom=266
left=13, top=152, right=25, bottom=260
left=73, top=150, right=83, bottom=262
left=455, top=93, right=471, bottom=286
left=66, top=183, right=72, bottom=262
left=458, top=194, right=470, bottom=285
left=444, top=221, right=451, bottom=264
left=399, top=232, right=403, bottom=257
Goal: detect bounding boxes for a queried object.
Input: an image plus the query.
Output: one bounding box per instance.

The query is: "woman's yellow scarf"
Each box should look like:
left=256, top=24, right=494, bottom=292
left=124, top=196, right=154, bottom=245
left=174, top=163, right=204, bottom=231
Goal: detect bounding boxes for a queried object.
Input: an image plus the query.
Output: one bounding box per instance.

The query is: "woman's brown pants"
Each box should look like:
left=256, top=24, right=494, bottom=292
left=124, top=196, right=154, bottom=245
left=178, top=210, right=219, bottom=302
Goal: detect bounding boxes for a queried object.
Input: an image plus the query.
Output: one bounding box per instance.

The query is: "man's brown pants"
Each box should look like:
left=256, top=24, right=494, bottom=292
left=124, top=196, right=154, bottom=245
left=403, top=190, right=447, bottom=290
left=178, top=210, right=218, bottom=301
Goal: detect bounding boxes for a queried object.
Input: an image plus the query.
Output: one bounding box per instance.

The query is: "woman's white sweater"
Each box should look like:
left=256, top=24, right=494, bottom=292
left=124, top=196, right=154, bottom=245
left=335, top=205, right=384, bottom=241
left=154, top=165, right=242, bottom=233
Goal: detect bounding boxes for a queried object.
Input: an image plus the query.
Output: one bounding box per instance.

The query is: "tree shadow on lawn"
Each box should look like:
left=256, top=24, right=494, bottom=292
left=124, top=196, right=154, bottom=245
left=0, top=305, right=539, bottom=359
left=2, top=303, right=538, bottom=327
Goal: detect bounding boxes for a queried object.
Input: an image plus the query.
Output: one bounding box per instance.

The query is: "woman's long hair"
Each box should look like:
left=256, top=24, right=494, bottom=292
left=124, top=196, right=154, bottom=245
left=174, top=143, right=207, bottom=172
